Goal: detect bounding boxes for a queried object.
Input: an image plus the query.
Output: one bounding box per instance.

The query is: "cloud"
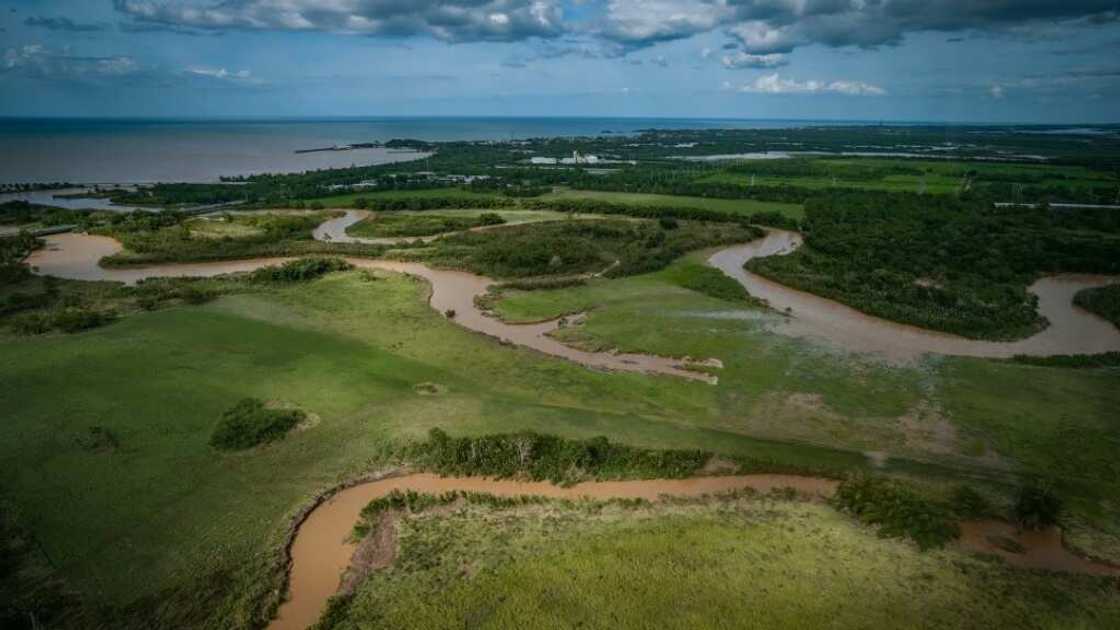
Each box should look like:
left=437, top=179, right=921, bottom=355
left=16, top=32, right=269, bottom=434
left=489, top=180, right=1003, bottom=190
left=599, top=0, right=731, bottom=47
left=114, top=0, right=566, bottom=43
left=2, top=44, right=138, bottom=81
left=184, top=66, right=262, bottom=84
left=989, top=84, right=1006, bottom=99
left=730, top=73, right=886, bottom=96
left=25, top=16, right=107, bottom=32
left=602, top=1, right=1120, bottom=54
left=721, top=51, right=787, bottom=69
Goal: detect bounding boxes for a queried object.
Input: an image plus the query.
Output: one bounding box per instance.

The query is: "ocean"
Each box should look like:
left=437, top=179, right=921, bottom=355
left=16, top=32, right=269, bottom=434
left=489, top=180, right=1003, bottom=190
left=0, top=116, right=853, bottom=184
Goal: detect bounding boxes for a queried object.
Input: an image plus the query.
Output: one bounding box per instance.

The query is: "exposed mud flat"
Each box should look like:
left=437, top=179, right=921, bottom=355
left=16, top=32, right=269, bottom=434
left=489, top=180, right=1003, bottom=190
left=269, top=472, right=839, bottom=630
left=707, top=229, right=1120, bottom=361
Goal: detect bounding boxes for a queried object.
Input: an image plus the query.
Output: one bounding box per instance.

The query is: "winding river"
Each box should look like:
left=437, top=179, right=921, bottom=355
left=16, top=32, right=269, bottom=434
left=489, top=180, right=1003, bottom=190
left=26, top=217, right=1120, bottom=364
left=269, top=472, right=1118, bottom=630
left=25, top=231, right=717, bottom=383
left=708, top=230, right=1120, bottom=360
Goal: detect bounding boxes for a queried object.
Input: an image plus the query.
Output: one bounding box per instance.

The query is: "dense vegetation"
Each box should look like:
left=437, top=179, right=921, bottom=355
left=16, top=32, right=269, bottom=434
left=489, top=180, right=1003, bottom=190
left=1074, top=284, right=1120, bottom=329
left=347, top=211, right=504, bottom=238
left=209, top=398, right=305, bottom=451
left=0, top=232, right=38, bottom=285
left=661, top=262, right=758, bottom=304
left=411, top=428, right=710, bottom=485
left=747, top=192, right=1120, bottom=339
left=408, top=218, right=758, bottom=279
left=95, top=211, right=385, bottom=266
left=832, top=474, right=960, bottom=550
left=0, top=200, right=84, bottom=229
left=250, top=257, right=353, bottom=283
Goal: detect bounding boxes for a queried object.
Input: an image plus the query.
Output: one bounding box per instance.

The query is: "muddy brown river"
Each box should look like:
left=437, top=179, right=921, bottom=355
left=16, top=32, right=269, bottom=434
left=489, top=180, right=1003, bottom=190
left=25, top=232, right=716, bottom=382
left=708, top=229, right=1120, bottom=360
left=270, top=472, right=1118, bottom=630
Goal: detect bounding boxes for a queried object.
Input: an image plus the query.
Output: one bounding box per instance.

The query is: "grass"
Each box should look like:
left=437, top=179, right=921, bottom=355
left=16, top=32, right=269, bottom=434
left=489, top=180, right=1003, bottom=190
left=699, top=158, right=1115, bottom=196
left=345, top=209, right=576, bottom=238
left=540, top=187, right=805, bottom=219
left=309, top=188, right=498, bottom=208
left=326, top=494, right=1120, bottom=629
left=3, top=252, right=1119, bottom=625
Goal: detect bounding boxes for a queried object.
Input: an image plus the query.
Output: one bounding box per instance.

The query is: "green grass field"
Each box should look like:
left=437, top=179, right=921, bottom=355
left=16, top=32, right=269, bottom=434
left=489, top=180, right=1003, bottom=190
left=329, top=494, right=1120, bottom=629
left=345, top=209, right=578, bottom=238
left=310, top=188, right=499, bottom=208
left=3, top=250, right=1119, bottom=626
left=699, top=158, right=1115, bottom=195
left=540, top=188, right=805, bottom=219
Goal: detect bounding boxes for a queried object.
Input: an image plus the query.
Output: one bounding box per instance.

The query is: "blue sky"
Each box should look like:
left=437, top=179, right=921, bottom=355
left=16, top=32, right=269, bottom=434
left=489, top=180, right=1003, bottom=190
left=1, top=1, right=1118, bottom=122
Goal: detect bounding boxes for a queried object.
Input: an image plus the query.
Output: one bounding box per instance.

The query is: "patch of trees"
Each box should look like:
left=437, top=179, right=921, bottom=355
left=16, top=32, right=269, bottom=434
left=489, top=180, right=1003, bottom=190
left=9, top=306, right=116, bottom=335
left=250, top=257, right=352, bottom=283
left=661, top=262, right=758, bottom=304
left=1073, top=284, right=1120, bottom=329
left=523, top=198, right=799, bottom=230
left=0, top=200, right=84, bottom=227
left=356, top=195, right=517, bottom=211
left=209, top=398, right=305, bottom=451
left=832, top=474, right=961, bottom=550
left=746, top=191, right=1120, bottom=339
left=417, top=218, right=757, bottom=279
left=1010, top=352, right=1120, bottom=368
left=1, top=232, right=39, bottom=286
left=350, top=212, right=504, bottom=238
left=410, top=428, right=710, bottom=485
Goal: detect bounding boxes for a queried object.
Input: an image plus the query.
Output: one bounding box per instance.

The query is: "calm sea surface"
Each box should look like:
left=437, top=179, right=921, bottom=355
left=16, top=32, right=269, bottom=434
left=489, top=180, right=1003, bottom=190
left=0, top=116, right=861, bottom=184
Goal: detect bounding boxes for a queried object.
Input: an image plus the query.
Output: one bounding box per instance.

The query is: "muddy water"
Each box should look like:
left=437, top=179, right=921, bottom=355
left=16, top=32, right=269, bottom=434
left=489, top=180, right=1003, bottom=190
left=24, top=233, right=295, bottom=284
left=270, top=472, right=838, bottom=630
left=24, top=232, right=715, bottom=382
left=708, top=230, right=1120, bottom=361
left=956, top=520, right=1120, bottom=576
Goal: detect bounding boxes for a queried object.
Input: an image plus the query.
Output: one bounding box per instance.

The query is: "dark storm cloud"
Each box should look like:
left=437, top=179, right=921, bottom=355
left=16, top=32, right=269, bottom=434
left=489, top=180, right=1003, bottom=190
left=113, top=0, right=566, bottom=43
left=25, top=16, right=106, bottom=32
left=602, top=1, right=1119, bottom=53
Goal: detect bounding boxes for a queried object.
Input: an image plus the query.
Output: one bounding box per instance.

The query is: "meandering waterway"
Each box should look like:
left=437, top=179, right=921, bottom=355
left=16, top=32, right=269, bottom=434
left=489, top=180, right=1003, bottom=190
left=708, top=229, right=1120, bottom=361
left=269, top=471, right=1118, bottom=630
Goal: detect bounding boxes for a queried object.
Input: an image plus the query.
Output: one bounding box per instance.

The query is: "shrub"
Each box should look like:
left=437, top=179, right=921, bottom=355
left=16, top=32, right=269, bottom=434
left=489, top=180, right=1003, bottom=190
left=209, top=398, right=305, bottom=451
left=832, top=474, right=960, bottom=550
left=658, top=217, right=679, bottom=230
left=8, top=312, right=51, bottom=335
left=1013, top=484, right=1063, bottom=530
left=411, top=428, right=709, bottom=486
left=251, top=257, right=352, bottom=283
left=444, top=309, right=456, bottom=318
left=50, top=307, right=115, bottom=333
left=949, top=485, right=990, bottom=519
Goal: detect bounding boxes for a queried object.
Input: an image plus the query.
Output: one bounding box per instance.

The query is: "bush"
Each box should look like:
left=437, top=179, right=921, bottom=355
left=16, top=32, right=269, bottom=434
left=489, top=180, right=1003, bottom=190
left=411, top=428, right=709, bottom=486
left=1013, top=484, right=1063, bottom=530
left=251, top=257, right=352, bottom=283
left=209, top=398, right=305, bottom=451
left=8, top=312, right=51, bottom=335
left=50, top=307, right=115, bottom=333
left=949, top=485, right=990, bottom=518
left=832, top=474, right=960, bottom=550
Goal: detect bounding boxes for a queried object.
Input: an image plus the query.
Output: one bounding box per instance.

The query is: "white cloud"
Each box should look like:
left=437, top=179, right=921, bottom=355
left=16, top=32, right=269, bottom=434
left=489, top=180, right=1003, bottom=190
left=115, top=0, right=566, bottom=43
left=721, top=51, right=787, bottom=69
left=989, top=84, right=1006, bottom=99
left=734, top=73, right=886, bottom=96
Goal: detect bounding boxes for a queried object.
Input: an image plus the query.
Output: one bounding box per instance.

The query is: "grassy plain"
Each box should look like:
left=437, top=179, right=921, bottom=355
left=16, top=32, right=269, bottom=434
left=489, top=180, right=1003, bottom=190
left=540, top=187, right=805, bottom=219
left=699, top=158, right=1116, bottom=195
left=6, top=190, right=1120, bottom=623
left=328, top=495, right=1120, bottom=629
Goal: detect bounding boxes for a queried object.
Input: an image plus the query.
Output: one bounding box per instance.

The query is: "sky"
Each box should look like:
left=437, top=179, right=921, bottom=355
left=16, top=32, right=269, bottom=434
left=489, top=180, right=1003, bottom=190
left=0, top=1, right=1118, bottom=123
